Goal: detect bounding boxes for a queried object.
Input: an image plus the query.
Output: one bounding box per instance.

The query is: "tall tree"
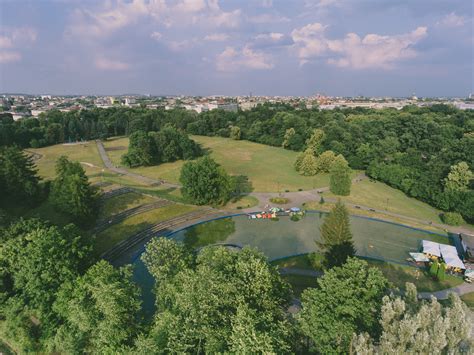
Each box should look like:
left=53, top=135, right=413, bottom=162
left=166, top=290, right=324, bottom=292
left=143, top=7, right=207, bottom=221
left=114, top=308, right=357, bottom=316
left=139, top=243, right=293, bottom=353
left=298, top=258, right=389, bottom=354
left=352, top=284, right=471, bottom=354
left=0, top=146, right=41, bottom=207
left=51, top=260, right=142, bottom=353
left=121, top=130, right=155, bottom=167
left=49, top=156, right=99, bottom=226
left=180, top=156, right=232, bottom=205
left=444, top=161, right=473, bottom=191
left=330, top=154, right=351, bottom=195
left=318, top=201, right=355, bottom=268
left=305, top=128, right=325, bottom=155
left=230, top=126, right=241, bottom=140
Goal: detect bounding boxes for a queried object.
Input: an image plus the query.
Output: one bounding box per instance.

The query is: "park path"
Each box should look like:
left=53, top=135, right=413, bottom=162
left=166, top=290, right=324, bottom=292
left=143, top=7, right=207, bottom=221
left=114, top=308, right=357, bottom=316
left=95, top=140, right=472, bottom=235
left=281, top=267, right=474, bottom=300
left=96, top=139, right=179, bottom=188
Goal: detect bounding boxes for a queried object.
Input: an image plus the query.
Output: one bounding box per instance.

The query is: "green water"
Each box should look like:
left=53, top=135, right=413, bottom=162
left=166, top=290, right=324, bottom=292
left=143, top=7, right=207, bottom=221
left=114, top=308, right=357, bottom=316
left=132, top=213, right=450, bottom=313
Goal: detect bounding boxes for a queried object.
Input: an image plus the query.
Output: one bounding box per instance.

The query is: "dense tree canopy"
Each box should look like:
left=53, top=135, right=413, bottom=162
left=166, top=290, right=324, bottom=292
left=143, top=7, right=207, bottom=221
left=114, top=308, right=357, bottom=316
left=353, top=283, right=471, bottom=354
left=180, top=156, right=233, bottom=205
left=1, top=104, right=472, bottom=219
left=0, top=146, right=42, bottom=208
left=122, top=127, right=201, bottom=167
left=0, top=219, right=91, bottom=350
left=298, top=258, right=389, bottom=354
left=49, top=156, right=99, bottom=226
left=139, top=239, right=293, bottom=353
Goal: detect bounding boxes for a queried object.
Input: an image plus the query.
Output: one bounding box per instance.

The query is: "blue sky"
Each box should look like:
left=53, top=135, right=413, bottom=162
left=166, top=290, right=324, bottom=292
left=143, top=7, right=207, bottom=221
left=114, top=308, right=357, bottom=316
left=0, top=0, right=472, bottom=96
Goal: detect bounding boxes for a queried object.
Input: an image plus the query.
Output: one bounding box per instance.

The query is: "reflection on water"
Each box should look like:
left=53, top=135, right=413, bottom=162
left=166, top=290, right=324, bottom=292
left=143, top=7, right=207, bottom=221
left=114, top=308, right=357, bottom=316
left=181, top=218, right=236, bottom=249
left=133, top=213, right=451, bottom=314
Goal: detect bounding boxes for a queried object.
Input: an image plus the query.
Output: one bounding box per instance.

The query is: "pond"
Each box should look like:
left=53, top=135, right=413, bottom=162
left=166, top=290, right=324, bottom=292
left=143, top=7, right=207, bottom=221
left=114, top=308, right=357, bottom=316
left=130, top=212, right=452, bottom=313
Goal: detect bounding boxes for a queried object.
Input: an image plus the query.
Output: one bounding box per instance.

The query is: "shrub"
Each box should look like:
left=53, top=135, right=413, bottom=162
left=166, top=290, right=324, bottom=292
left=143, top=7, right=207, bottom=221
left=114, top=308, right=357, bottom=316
left=290, top=214, right=301, bottom=222
left=270, top=197, right=290, bottom=204
left=441, top=212, right=465, bottom=226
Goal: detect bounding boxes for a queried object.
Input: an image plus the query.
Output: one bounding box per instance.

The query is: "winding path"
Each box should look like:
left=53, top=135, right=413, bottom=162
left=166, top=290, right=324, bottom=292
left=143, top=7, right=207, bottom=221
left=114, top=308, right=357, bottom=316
left=280, top=267, right=474, bottom=300
left=96, top=139, right=178, bottom=188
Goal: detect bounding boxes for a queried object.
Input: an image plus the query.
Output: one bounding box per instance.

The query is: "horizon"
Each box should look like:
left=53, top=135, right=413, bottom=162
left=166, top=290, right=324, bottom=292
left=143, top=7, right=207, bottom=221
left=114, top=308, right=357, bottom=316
left=0, top=0, right=472, bottom=96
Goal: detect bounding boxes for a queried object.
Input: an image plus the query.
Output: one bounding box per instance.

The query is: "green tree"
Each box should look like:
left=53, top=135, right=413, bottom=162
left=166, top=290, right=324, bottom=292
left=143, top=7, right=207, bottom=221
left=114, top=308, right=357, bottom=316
left=49, top=156, right=99, bottom=226
left=329, top=155, right=351, bottom=195
left=0, top=219, right=91, bottom=349
left=444, top=161, right=473, bottom=191
left=0, top=146, right=41, bottom=207
left=295, top=149, right=318, bottom=176
left=318, top=201, right=355, bottom=268
left=180, top=156, right=232, bottom=205
left=140, top=243, right=292, bottom=353
left=51, top=261, right=142, bottom=354
left=305, top=128, right=325, bottom=155
left=352, top=284, right=471, bottom=354
left=282, top=127, right=295, bottom=149
left=298, top=258, right=389, bottom=354
left=121, top=130, right=155, bottom=167
left=314, top=150, right=336, bottom=173
left=230, top=126, right=241, bottom=140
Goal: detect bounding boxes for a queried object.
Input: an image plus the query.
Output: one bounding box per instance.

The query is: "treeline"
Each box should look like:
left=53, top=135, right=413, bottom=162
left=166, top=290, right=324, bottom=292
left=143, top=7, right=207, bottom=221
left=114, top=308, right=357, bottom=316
left=1, top=104, right=473, bottom=220
left=1, top=223, right=470, bottom=353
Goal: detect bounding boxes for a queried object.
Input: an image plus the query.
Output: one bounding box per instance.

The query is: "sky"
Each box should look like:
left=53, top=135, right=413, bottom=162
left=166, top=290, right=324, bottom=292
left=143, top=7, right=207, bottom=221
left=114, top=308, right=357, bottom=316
left=0, top=0, right=472, bottom=97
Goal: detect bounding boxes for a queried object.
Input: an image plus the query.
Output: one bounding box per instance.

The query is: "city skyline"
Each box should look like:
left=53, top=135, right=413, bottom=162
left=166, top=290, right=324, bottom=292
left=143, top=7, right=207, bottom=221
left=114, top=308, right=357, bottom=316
left=0, top=0, right=472, bottom=96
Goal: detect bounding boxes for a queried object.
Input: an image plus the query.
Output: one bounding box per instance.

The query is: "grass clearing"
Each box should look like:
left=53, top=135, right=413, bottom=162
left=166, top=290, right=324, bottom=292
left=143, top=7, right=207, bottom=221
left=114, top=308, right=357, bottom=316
left=224, top=195, right=259, bottom=210
left=303, top=201, right=448, bottom=234
left=94, top=203, right=198, bottom=256
left=98, top=192, right=156, bottom=219
left=461, top=292, right=474, bottom=309
left=29, top=141, right=104, bottom=179
left=102, top=135, right=360, bottom=192
left=274, top=254, right=463, bottom=294
left=366, top=259, right=464, bottom=292
left=324, top=179, right=444, bottom=224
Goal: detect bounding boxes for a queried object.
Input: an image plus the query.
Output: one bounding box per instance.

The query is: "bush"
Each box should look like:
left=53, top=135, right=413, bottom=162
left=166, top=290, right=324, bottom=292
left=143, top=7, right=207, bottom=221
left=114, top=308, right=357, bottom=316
left=271, top=217, right=279, bottom=221
left=441, top=212, right=465, bottom=226
left=290, top=214, right=301, bottom=222
left=270, top=197, right=289, bottom=204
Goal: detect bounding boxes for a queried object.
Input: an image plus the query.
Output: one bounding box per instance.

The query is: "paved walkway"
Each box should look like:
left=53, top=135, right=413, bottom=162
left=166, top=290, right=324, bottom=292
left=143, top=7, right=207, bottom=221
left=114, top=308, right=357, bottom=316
left=96, top=139, right=179, bottom=188
left=281, top=267, right=474, bottom=300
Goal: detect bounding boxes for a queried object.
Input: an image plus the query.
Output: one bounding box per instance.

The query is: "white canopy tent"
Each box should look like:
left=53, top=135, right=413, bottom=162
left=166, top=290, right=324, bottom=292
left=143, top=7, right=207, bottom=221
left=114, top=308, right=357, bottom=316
left=422, top=240, right=441, bottom=257
left=440, top=244, right=465, bottom=270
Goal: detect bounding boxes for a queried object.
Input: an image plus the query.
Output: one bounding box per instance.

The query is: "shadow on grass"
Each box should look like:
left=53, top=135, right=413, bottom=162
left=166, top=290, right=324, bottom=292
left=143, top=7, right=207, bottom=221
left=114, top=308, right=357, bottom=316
left=98, top=192, right=145, bottom=219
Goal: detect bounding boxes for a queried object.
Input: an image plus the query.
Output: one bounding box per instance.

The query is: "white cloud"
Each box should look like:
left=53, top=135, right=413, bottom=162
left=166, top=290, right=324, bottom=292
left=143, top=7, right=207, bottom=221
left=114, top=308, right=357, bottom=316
left=204, top=33, right=229, bottom=41
left=255, top=32, right=284, bottom=41
left=150, top=31, right=163, bottom=41
left=0, top=51, right=21, bottom=64
left=291, top=23, right=428, bottom=69
left=216, top=46, right=274, bottom=72
left=66, top=0, right=150, bottom=39
left=247, top=13, right=290, bottom=24
left=95, top=56, right=129, bottom=70
left=437, top=12, right=466, bottom=28
left=261, top=0, right=273, bottom=8
left=305, top=0, right=342, bottom=9
left=0, top=27, right=37, bottom=64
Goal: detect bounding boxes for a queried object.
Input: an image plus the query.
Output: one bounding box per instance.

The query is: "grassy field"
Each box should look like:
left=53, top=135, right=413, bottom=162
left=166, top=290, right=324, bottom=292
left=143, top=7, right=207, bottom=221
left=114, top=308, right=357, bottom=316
left=324, top=179, right=445, bottom=224
left=461, top=292, right=474, bottom=309
left=103, top=135, right=360, bottom=192
left=272, top=254, right=463, bottom=295
left=94, top=203, right=198, bottom=256
left=303, top=201, right=448, bottom=234
left=366, top=259, right=463, bottom=292
left=29, top=141, right=104, bottom=179
left=224, top=195, right=259, bottom=210
left=98, top=192, right=156, bottom=220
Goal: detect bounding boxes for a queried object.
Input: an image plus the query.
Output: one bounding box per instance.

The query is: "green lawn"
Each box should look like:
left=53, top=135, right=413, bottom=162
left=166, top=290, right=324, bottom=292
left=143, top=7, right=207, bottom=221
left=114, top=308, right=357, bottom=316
left=103, top=135, right=360, bottom=192
left=98, top=192, right=156, bottom=219
left=461, top=292, right=474, bottom=309
left=29, top=141, right=104, bottom=179
left=94, top=204, right=198, bottom=256
left=224, top=195, right=259, bottom=210
left=273, top=254, right=463, bottom=295
left=324, top=179, right=444, bottom=224
left=366, top=259, right=463, bottom=293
